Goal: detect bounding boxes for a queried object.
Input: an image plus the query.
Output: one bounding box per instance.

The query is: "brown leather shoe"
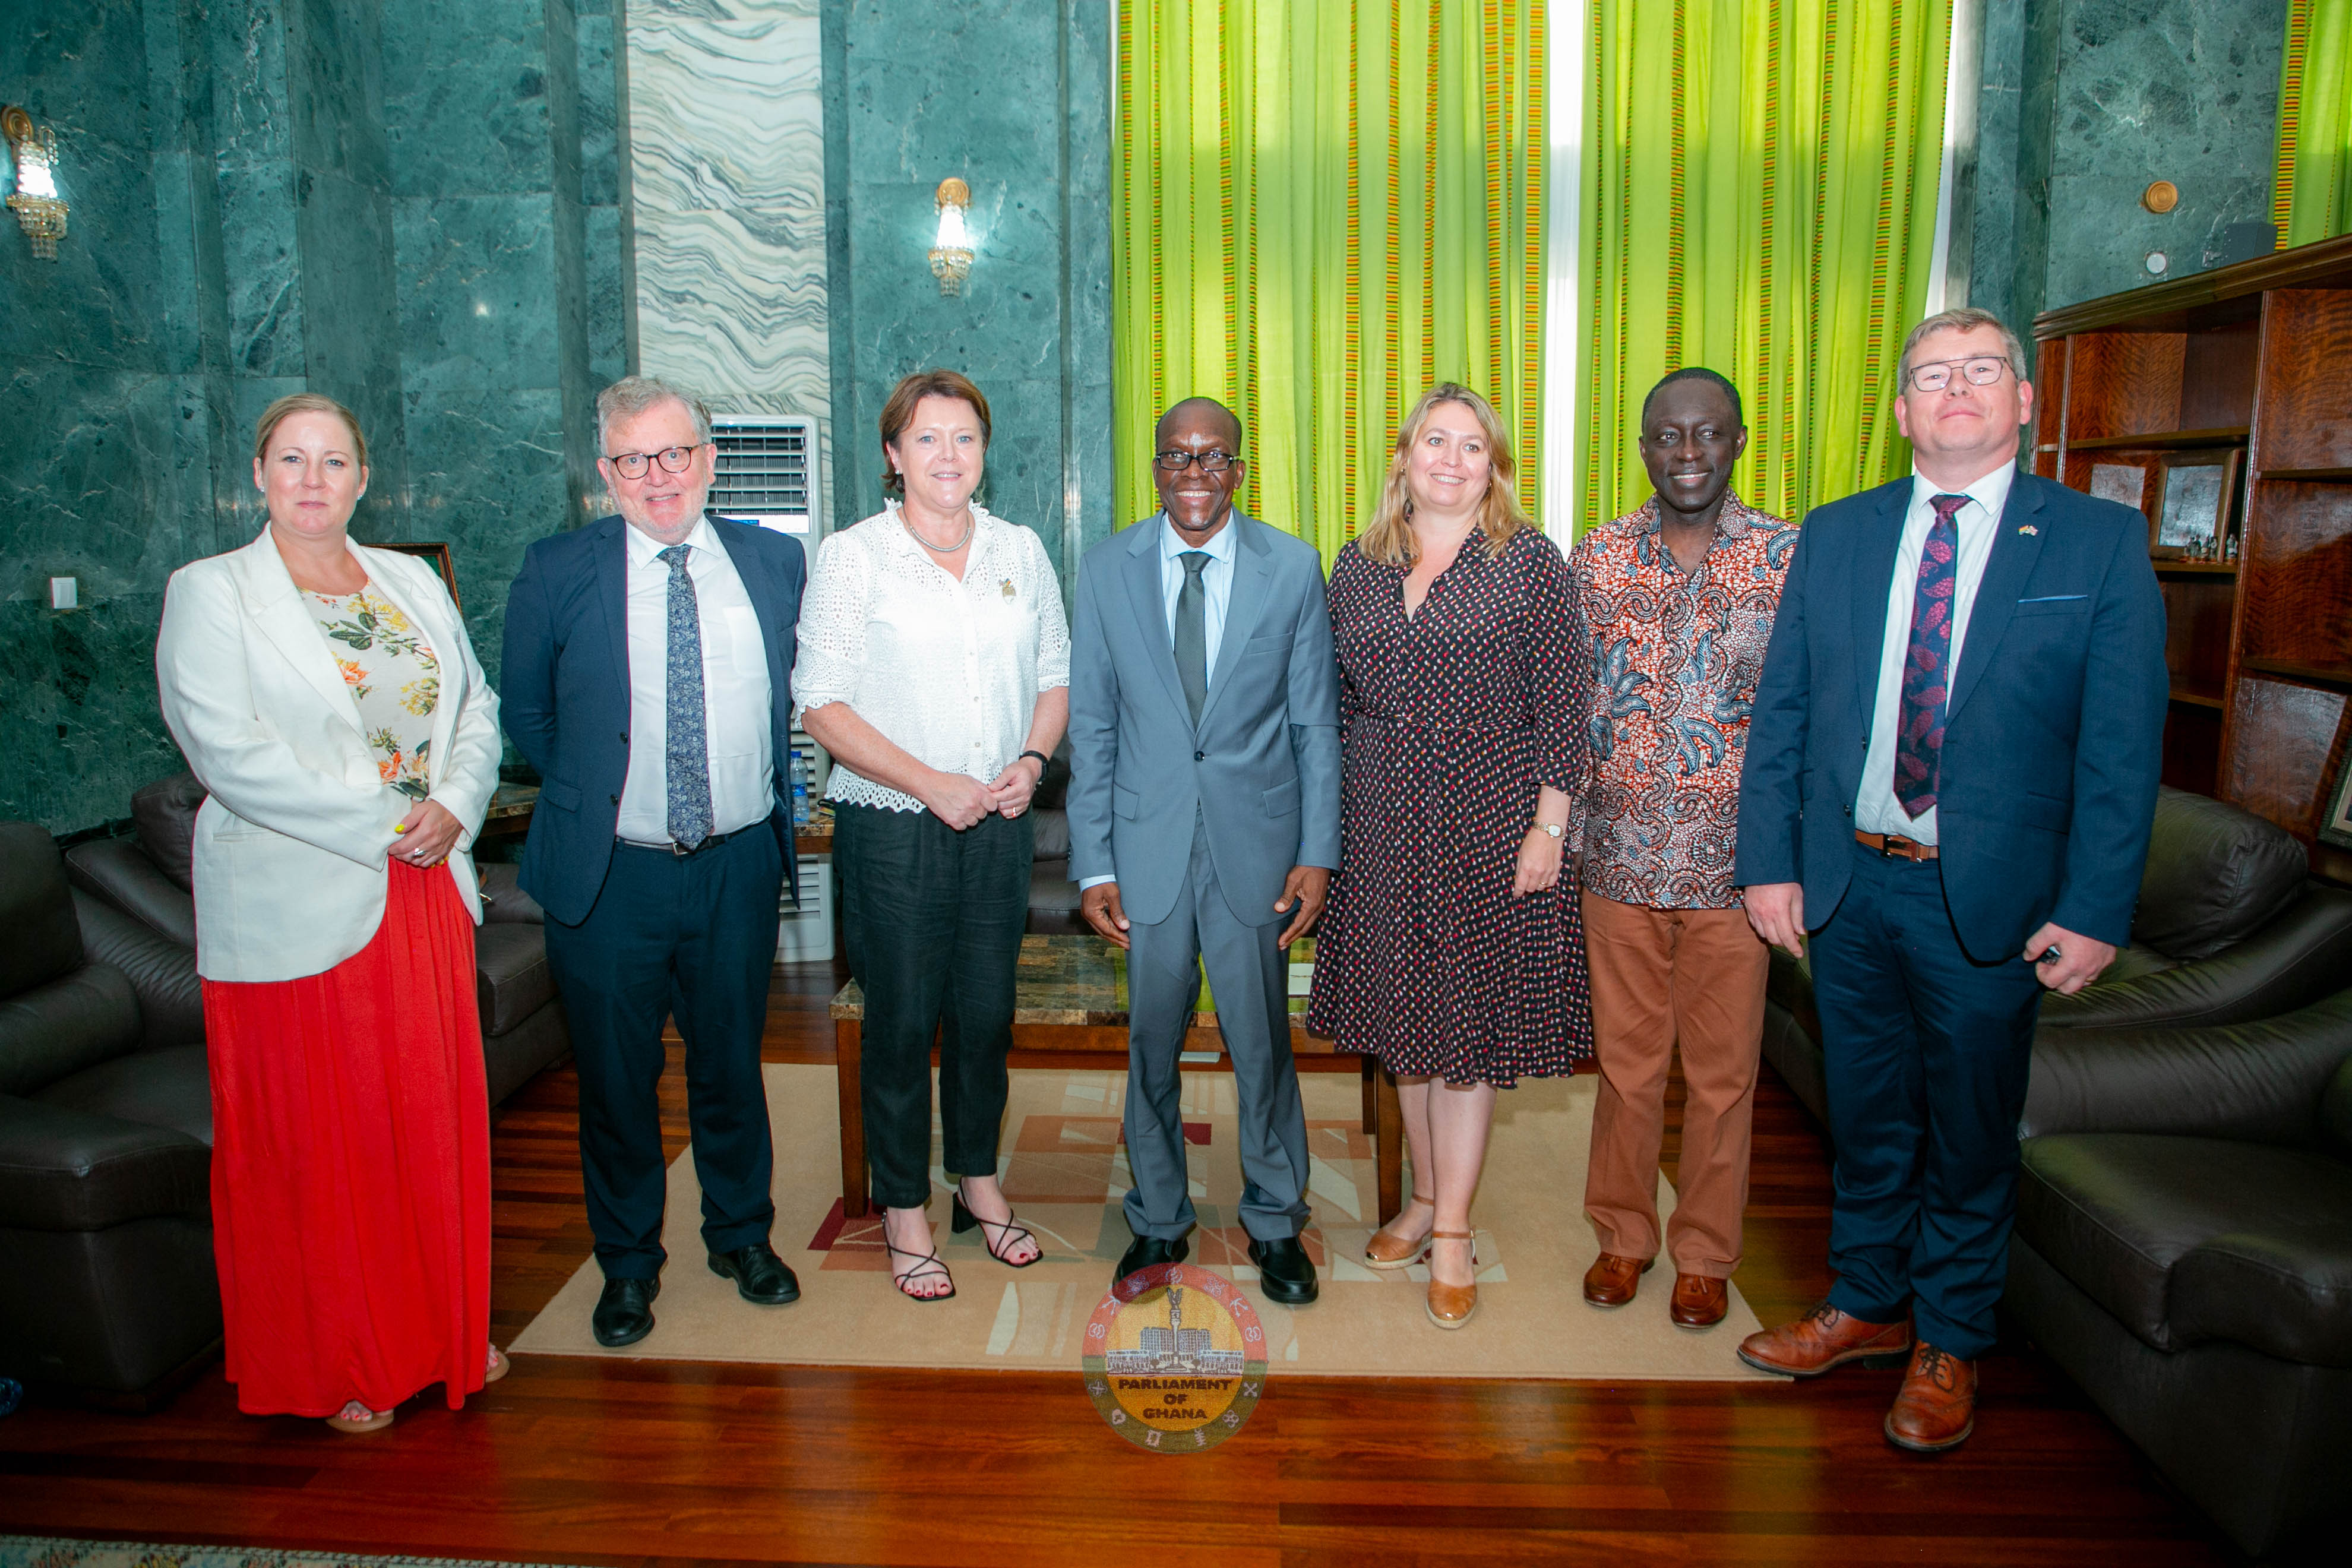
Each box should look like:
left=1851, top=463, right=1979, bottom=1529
left=1884, top=1341, right=1976, bottom=1453
left=1669, top=1273, right=1728, bottom=1328
left=1582, top=1251, right=1654, bottom=1307
left=1737, top=1298, right=1912, bottom=1377
left=1425, top=1231, right=1478, bottom=1329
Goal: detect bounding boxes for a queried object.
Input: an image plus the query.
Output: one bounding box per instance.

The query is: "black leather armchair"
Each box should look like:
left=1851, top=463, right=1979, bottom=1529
left=0, top=821, right=219, bottom=1398
left=67, top=773, right=570, bottom=1108
left=1762, top=787, right=2352, bottom=1126
left=1026, top=748, right=1086, bottom=936
left=2003, top=992, right=2352, bottom=1557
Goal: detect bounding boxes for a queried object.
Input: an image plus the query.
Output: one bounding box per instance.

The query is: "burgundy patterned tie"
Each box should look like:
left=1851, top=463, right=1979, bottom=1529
left=1893, top=493, right=1968, bottom=818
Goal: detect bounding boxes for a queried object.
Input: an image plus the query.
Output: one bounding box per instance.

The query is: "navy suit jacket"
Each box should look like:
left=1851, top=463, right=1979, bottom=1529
left=501, top=513, right=808, bottom=926
left=1733, top=471, right=2168, bottom=961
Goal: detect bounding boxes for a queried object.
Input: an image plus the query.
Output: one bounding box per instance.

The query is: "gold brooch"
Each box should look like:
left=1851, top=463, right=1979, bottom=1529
left=1000, top=578, right=1016, bottom=599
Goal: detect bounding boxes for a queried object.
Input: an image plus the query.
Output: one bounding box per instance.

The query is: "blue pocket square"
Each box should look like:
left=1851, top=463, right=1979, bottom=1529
left=2016, top=594, right=2088, bottom=603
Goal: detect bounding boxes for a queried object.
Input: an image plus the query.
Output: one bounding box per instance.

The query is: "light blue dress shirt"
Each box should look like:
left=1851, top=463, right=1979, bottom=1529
left=1158, top=510, right=1237, bottom=672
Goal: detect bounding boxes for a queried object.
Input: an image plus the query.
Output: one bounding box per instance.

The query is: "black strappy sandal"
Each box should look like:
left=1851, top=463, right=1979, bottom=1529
left=953, top=1187, right=1042, bottom=1268
left=886, top=1237, right=956, bottom=1302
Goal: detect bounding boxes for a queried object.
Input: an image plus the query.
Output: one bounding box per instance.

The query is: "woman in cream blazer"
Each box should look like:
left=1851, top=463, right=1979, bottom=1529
left=156, top=393, right=503, bottom=1434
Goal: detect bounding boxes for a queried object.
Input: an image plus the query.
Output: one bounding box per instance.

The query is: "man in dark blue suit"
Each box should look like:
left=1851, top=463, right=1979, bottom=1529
left=1733, top=308, right=2167, bottom=1451
left=502, top=377, right=808, bottom=1346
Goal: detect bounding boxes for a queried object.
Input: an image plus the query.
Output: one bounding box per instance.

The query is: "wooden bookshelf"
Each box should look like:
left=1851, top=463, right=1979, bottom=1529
left=2035, top=233, right=2352, bottom=876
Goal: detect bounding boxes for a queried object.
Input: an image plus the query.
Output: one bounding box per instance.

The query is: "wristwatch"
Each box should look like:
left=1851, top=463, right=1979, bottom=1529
left=1534, top=822, right=1564, bottom=839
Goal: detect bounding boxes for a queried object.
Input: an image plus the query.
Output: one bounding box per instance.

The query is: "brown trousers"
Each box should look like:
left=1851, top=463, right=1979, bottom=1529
left=1580, top=892, right=1770, bottom=1278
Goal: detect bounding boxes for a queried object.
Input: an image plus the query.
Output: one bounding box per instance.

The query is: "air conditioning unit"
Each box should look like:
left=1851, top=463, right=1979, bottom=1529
left=709, top=415, right=818, bottom=536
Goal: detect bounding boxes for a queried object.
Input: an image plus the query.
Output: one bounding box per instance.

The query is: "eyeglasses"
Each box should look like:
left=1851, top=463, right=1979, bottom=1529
left=1905, top=356, right=2011, bottom=393
left=604, top=443, right=704, bottom=479
left=1153, top=448, right=1240, bottom=473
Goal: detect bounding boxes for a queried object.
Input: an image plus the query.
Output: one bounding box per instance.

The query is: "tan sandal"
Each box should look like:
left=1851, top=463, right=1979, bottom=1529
left=1425, top=1230, right=1478, bottom=1330
left=1364, top=1193, right=1437, bottom=1270
left=484, top=1345, right=509, bottom=1384
left=325, top=1399, right=394, bottom=1433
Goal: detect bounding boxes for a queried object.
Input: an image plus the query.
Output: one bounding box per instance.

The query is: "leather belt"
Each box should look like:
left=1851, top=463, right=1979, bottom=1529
left=1855, top=829, right=1938, bottom=862
left=615, top=824, right=753, bottom=858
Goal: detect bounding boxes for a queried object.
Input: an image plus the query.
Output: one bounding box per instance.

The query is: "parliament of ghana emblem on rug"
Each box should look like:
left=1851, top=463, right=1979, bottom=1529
left=1081, top=1261, right=1267, bottom=1453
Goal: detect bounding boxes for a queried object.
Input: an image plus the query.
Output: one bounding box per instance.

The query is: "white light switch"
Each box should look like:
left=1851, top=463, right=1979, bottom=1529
left=49, top=577, right=77, bottom=610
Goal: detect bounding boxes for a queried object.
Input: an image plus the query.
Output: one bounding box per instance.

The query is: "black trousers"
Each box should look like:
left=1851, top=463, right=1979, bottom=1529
left=834, top=802, right=1032, bottom=1210
left=542, top=827, right=784, bottom=1279
left=1810, top=844, right=2046, bottom=1360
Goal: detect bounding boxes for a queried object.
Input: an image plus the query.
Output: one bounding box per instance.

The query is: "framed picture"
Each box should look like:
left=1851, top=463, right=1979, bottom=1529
left=2088, top=460, right=2151, bottom=516
left=381, top=541, right=459, bottom=609
left=2322, top=753, right=2352, bottom=851
left=2151, top=449, right=2242, bottom=555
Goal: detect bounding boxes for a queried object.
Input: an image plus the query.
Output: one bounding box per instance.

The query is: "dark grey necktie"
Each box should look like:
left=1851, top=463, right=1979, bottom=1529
left=656, top=545, right=713, bottom=849
left=1175, top=550, right=1211, bottom=724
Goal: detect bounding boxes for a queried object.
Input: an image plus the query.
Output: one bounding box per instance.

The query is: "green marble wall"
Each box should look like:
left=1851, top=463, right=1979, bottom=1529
left=823, top=0, right=1115, bottom=586
left=1970, top=0, right=2290, bottom=345
left=0, top=0, right=627, bottom=832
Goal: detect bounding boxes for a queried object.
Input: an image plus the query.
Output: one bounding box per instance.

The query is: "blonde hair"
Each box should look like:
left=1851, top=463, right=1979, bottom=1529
left=1355, top=383, right=1534, bottom=566
left=1899, top=306, right=2029, bottom=387
left=253, top=393, right=368, bottom=469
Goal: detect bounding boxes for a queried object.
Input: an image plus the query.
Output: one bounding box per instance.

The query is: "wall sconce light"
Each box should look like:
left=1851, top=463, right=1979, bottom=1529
left=3, top=107, right=68, bottom=261
left=930, top=176, right=973, bottom=296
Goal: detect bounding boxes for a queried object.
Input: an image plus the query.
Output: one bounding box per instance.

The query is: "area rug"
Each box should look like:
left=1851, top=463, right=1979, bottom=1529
left=508, top=1065, right=1775, bottom=1381
left=0, top=1540, right=586, bottom=1568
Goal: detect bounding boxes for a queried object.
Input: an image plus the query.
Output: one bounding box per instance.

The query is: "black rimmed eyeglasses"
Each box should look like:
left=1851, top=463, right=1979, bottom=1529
left=605, top=442, right=706, bottom=479
left=1153, top=448, right=1241, bottom=473
left=1904, top=356, right=2012, bottom=393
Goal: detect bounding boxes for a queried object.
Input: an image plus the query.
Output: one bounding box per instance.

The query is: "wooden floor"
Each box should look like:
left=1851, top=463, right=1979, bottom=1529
left=0, top=960, right=2284, bottom=1564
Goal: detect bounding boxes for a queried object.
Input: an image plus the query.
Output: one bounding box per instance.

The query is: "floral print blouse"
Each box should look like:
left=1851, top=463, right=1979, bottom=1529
left=308, top=584, right=440, bottom=798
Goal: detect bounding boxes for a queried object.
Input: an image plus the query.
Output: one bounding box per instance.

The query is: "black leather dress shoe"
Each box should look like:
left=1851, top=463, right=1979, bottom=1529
left=592, top=1276, right=659, bottom=1348
left=1115, top=1233, right=1189, bottom=1284
left=708, top=1241, right=801, bottom=1304
left=1247, top=1235, right=1320, bottom=1305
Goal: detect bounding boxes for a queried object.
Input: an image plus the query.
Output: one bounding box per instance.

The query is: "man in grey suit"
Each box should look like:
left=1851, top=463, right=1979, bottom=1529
left=1067, top=397, right=1343, bottom=1305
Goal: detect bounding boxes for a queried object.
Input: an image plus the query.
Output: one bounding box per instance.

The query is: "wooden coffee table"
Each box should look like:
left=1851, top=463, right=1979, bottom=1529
left=830, top=933, right=1404, bottom=1225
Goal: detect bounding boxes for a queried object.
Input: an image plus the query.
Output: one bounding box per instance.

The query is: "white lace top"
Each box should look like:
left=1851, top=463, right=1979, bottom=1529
left=791, top=501, right=1071, bottom=813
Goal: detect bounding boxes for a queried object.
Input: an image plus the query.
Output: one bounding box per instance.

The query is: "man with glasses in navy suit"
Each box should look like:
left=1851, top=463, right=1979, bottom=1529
left=502, top=377, right=808, bottom=1348
left=1734, top=308, right=2167, bottom=1453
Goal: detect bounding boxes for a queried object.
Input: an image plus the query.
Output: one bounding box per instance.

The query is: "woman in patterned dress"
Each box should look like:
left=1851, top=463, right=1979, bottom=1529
left=156, top=394, right=504, bottom=1431
left=1305, top=383, right=1594, bottom=1329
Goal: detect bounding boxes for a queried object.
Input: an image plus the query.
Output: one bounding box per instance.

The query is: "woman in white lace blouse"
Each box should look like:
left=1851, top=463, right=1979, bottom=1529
left=794, top=369, right=1070, bottom=1302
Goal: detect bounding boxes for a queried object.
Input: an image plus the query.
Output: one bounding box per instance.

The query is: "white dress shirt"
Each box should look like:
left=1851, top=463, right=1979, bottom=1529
left=1854, top=461, right=2017, bottom=843
left=616, top=515, right=774, bottom=843
left=791, top=501, right=1071, bottom=813
left=1158, top=510, right=1238, bottom=673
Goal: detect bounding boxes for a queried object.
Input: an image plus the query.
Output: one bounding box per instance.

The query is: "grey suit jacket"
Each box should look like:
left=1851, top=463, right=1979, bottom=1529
left=1067, top=511, right=1342, bottom=928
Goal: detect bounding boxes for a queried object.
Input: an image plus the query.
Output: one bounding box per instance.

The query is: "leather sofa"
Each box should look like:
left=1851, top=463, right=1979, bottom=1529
left=0, top=820, right=218, bottom=1398
left=67, top=773, right=571, bottom=1108
left=1027, top=750, right=1085, bottom=936
left=2004, top=992, right=2352, bottom=1556
left=1760, top=786, right=2352, bottom=1126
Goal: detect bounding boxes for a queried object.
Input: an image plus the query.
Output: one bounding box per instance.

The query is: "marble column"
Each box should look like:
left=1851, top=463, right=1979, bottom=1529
left=624, top=0, right=833, bottom=514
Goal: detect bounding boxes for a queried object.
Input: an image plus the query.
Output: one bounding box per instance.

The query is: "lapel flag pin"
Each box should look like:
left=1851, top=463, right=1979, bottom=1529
left=2019, top=524, right=2038, bottom=535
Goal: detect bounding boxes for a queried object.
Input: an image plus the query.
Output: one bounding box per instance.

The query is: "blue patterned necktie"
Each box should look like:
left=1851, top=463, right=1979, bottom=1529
left=1893, top=494, right=1967, bottom=819
left=656, top=545, right=713, bottom=849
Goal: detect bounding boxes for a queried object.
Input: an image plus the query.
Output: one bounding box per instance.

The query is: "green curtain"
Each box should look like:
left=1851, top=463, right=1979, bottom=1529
left=2274, top=0, right=2352, bottom=247
left=1578, top=0, right=1951, bottom=535
left=1113, top=1, right=1546, bottom=563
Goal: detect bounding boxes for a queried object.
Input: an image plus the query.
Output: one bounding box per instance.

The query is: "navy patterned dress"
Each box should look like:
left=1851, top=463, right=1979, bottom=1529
left=1304, top=527, right=1595, bottom=1086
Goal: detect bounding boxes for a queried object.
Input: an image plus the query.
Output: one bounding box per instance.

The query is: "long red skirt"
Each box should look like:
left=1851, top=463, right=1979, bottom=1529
left=200, top=859, right=491, bottom=1417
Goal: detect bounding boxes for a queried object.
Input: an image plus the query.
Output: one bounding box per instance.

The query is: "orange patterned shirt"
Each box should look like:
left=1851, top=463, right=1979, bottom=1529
left=1566, top=492, right=1795, bottom=909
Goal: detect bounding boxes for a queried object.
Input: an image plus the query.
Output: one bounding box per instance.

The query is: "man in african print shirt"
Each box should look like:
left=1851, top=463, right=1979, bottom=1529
left=1565, top=368, right=1795, bottom=1330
